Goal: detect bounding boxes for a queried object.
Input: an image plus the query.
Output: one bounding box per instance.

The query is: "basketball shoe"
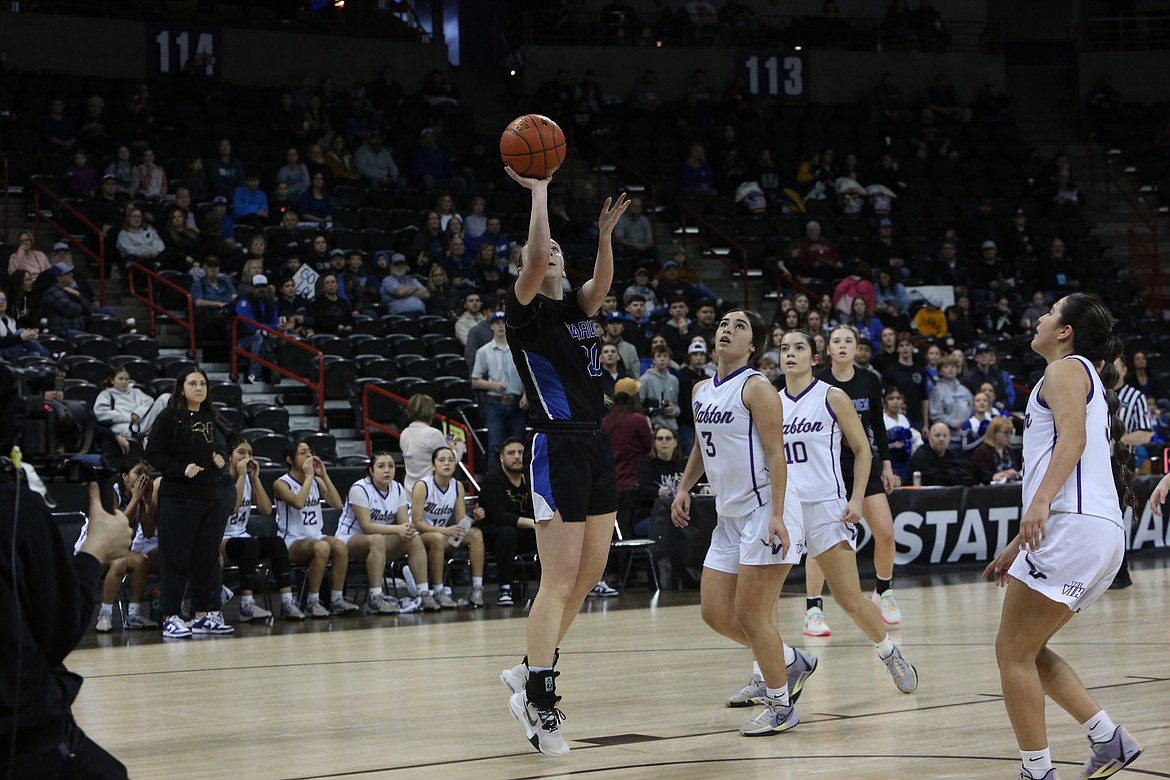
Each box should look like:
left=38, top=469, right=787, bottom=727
left=882, top=645, right=918, bottom=693
left=509, top=692, right=569, bottom=756
left=787, top=647, right=818, bottom=702
left=1019, top=769, right=1058, bottom=779
left=871, top=589, right=903, bottom=624
left=803, top=606, right=831, bottom=636
left=739, top=699, right=800, bottom=736
left=1079, top=725, right=1142, bottom=778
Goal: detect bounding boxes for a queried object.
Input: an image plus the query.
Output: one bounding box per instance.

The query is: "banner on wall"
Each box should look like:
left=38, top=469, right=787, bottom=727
left=660, top=476, right=1168, bottom=570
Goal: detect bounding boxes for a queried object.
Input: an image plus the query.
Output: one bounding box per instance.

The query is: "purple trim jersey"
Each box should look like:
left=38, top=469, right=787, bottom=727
left=1022, top=355, right=1121, bottom=526
left=779, top=380, right=845, bottom=502
left=692, top=367, right=771, bottom=516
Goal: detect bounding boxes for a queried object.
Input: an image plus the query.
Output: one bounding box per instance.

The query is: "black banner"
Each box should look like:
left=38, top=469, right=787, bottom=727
left=653, top=476, right=1169, bottom=572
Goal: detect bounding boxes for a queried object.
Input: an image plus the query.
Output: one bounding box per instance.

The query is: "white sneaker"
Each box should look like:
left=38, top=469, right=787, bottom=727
left=588, top=581, right=619, bottom=597
left=871, top=590, right=903, bottom=625
left=419, top=592, right=442, bottom=611
left=190, top=611, right=234, bottom=635
left=882, top=646, right=918, bottom=694
left=803, top=606, right=831, bottom=637
left=362, top=594, right=399, bottom=615
left=739, top=699, right=800, bottom=736
left=396, top=596, right=423, bottom=614
left=331, top=596, right=360, bottom=615
left=238, top=600, right=272, bottom=622
left=500, top=662, right=527, bottom=694
left=469, top=585, right=484, bottom=607
left=497, top=584, right=514, bottom=606
left=124, top=613, right=158, bottom=630
left=305, top=600, right=330, bottom=618
left=281, top=601, right=307, bottom=620
left=508, top=692, right=569, bottom=756
left=95, top=611, right=113, bottom=632
left=726, top=675, right=765, bottom=708
left=220, top=584, right=235, bottom=607
left=162, top=614, right=192, bottom=638
left=435, top=590, right=457, bottom=608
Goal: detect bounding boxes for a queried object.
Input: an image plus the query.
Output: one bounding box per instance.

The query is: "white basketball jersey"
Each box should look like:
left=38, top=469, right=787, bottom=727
left=337, top=477, right=409, bottom=538
left=418, top=475, right=458, bottom=527
left=692, top=366, right=772, bottom=516
left=275, top=473, right=324, bottom=543
left=780, top=379, right=845, bottom=502
left=223, top=478, right=252, bottom=539
left=1022, top=355, right=1121, bottom=526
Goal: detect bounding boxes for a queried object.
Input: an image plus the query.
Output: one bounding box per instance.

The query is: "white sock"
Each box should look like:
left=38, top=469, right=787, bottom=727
left=369, top=587, right=382, bottom=598
left=1020, top=747, right=1052, bottom=777
left=783, top=644, right=796, bottom=666
left=240, top=595, right=255, bottom=606
left=765, top=684, right=790, bottom=706
left=100, top=603, right=113, bottom=614
left=472, top=576, right=483, bottom=588
left=875, top=635, right=895, bottom=659
left=306, top=594, right=321, bottom=605
left=420, top=582, right=431, bottom=593
left=280, top=592, right=294, bottom=605
left=127, top=602, right=140, bottom=617
left=752, top=660, right=762, bottom=679
left=529, top=665, right=553, bottom=673
left=1083, top=710, right=1117, bottom=743
left=330, top=590, right=344, bottom=601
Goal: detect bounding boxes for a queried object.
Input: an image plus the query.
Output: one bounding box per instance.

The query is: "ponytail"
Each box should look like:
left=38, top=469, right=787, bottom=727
left=1056, top=294, right=1134, bottom=520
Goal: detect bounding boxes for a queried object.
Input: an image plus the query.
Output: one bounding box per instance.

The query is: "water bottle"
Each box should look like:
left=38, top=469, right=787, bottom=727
left=448, top=517, right=472, bottom=547
left=912, top=471, right=922, bottom=487
left=149, top=588, right=162, bottom=624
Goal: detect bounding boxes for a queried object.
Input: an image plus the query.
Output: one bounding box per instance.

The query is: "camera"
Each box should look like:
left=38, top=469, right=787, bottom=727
left=0, top=363, right=97, bottom=473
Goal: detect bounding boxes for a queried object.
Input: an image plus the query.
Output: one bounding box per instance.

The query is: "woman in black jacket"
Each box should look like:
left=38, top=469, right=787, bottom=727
left=310, top=272, right=354, bottom=335
left=144, top=366, right=236, bottom=639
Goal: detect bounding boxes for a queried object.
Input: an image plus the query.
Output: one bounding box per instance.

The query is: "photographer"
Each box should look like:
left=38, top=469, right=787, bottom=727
left=1, top=481, right=131, bottom=779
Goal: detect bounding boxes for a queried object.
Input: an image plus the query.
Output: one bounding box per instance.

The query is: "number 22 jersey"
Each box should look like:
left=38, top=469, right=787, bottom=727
left=275, top=473, right=323, bottom=546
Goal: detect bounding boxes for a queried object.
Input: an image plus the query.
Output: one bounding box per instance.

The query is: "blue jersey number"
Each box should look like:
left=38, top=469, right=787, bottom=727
left=784, top=441, right=808, bottom=464
left=702, top=431, right=716, bottom=457
left=581, top=342, right=603, bottom=377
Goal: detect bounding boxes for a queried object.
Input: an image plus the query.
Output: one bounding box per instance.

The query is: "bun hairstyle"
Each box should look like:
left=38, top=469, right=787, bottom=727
left=724, top=307, right=767, bottom=358
left=1058, top=294, right=1134, bottom=517
left=367, top=450, right=395, bottom=476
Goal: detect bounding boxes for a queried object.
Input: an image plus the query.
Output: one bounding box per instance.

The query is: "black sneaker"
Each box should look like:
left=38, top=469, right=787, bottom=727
left=497, top=584, right=514, bottom=607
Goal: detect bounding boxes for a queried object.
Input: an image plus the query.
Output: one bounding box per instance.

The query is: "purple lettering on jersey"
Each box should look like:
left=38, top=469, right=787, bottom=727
left=693, top=402, right=735, bottom=424
left=782, top=415, right=825, bottom=435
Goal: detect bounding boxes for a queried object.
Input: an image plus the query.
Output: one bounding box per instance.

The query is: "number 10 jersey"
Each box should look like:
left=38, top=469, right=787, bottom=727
left=779, top=379, right=845, bottom=503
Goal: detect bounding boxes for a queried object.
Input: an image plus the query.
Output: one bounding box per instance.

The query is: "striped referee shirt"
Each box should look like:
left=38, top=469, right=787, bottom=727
left=1117, top=383, right=1151, bottom=435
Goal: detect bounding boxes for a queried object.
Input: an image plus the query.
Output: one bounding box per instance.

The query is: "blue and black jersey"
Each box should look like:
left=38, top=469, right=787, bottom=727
left=505, top=284, right=605, bottom=429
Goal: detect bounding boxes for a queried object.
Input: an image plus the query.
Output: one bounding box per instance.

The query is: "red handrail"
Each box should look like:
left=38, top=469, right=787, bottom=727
left=1, top=153, right=9, bottom=243
left=231, top=315, right=326, bottom=431
left=32, top=185, right=107, bottom=305
left=675, top=206, right=751, bottom=308
left=361, top=382, right=477, bottom=479
left=126, top=262, right=197, bottom=356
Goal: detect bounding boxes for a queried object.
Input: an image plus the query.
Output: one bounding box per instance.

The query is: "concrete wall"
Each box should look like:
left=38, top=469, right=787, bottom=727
left=0, top=13, right=448, bottom=89
left=525, top=45, right=1006, bottom=106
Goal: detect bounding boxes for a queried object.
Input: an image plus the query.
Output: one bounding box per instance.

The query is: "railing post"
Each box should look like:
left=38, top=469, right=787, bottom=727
left=230, top=318, right=239, bottom=381
left=318, top=353, right=326, bottom=432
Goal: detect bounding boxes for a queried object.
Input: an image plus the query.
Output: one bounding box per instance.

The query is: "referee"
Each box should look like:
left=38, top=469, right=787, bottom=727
left=1112, top=356, right=1151, bottom=589
left=497, top=164, right=629, bottom=757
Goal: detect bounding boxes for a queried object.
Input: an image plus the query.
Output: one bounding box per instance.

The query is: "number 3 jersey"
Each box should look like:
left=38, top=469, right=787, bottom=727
left=779, top=379, right=845, bottom=502
left=276, top=473, right=323, bottom=545
left=693, top=366, right=774, bottom=516
left=505, top=284, right=605, bottom=428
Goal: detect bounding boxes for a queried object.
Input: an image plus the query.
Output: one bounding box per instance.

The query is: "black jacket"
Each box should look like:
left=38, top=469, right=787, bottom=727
left=477, top=468, right=532, bottom=529
left=0, top=483, right=101, bottom=771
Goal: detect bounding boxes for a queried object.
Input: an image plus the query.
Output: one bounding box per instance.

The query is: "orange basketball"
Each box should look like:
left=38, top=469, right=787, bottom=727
left=500, top=114, right=567, bottom=179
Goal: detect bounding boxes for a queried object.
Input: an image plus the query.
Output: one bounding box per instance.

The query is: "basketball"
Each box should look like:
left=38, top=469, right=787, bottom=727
left=500, top=114, right=566, bottom=179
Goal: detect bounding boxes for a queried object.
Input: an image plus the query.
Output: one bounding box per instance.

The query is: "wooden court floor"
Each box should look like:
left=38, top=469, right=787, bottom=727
left=68, top=560, right=1169, bottom=779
